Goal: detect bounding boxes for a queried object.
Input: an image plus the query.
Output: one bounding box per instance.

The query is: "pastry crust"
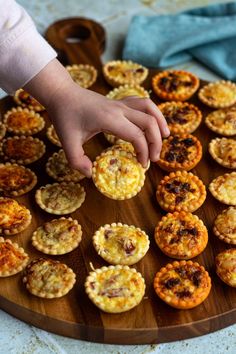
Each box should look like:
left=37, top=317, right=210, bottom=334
left=156, top=170, right=206, bottom=212
left=157, top=134, right=202, bottom=172
left=85, top=265, right=145, bottom=313
left=209, top=137, right=236, bottom=169
left=0, top=123, right=6, bottom=140
left=198, top=81, right=236, bottom=108
left=215, top=249, right=236, bottom=287
left=66, top=64, right=97, bottom=88
left=205, top=107, right=236, bottom=136
left=152, top=70, right=199, bottom=101
left=0, top=163, right=37, bottom=197
left=46, top=149, right=85, bottom=182
left=209, top=172, right=236, bottom=205
left=32, top=217, right=82, bottom=255
left=93, top=223, right=150, bottom=265
left=23, top=258, right=76, bottom=298
left=0, top=136, right=45, bottom=165
left=35, top=182, right=86, bottom=214
left=3, top=107, right=45, bottom=135
left=153, top=260, right=211, bottom=309
left=14, top=89, right=45, bottom=111
left=0, top=197, right=31, bottom=235
left=92, top=149, right=146, bottom=200
left=103, top=60, right=148, bottom=87
left=46, top=125, right=62, bottom=147
left=0, top=237, right=29, bottom=277
left=213, top=207, right=236, bottom=244
left=104, top=133, right=126, bottom=145
left=106, top=84, right=150, bottom=100
left=157, top=101, right=202, bottom=134
left=155, top=211, right=208, bottom=259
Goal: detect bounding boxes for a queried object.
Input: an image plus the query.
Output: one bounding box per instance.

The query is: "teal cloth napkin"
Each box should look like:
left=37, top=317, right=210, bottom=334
left=122, top=2, right=236, bottom=80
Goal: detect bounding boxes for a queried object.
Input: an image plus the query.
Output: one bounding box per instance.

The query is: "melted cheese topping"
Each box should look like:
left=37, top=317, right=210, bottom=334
left=212, top=173, right=236, bottom=204
left=0, top=240, right=28, bottom=274
left=212, top=138, right=236, bottom=163
left=202, top=83, right=236, bottom=105
left=47, top=150, right=84, bottom=181
left=215, top=207, right=236, bottom=240
left=3, top=137, right=44, bottom=160
left=0, top=165, right=33, bottom=192
left=206, top=108, right=236, bottom=133
left=0, top=198, right=29, bottom=229
left=216, top=249, right=236, bottom=286
left=6, top=111, right=42, bottom=132
left=109, top=87, right=148, bottom=100
left=106, top=62, right=146, bottom=81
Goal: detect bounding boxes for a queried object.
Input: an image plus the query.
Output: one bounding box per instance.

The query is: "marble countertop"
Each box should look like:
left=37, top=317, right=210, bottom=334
left=0, top=1, right=235, bottom=353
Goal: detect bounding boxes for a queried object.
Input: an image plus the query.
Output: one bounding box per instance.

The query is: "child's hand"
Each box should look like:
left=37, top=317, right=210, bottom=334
left=24, top=59, right=169, bottom=177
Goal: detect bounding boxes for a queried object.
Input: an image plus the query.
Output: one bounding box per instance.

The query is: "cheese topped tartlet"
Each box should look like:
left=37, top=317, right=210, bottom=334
left=93, top=223, right=150, bottom=265
left=106, top=84, right=150, bottom=100
left=205, top=107, right=236, bottom=136
left=209, top=172, right=236, bottom=205
left=14, top=89, right=45, bottom=111
left=85, top=265, right=145, bottom=313
left=156, top=171, right=206, bottom=212
left=213, top=207, right=236, bottom=245
left=66, top=64, right=97, bottom=88
left=0, top=136, right=46, bottom=165
left=198, top=81, right=236, bottom=108
left=209, top=137, right=236, bottom=169
left=32, top=217, right=82, bottom=255
left=157, top=134, right=202, bottom=172
left=3, top=107, right=45, bottom=135
left=0, top=237, right=29, bottom=277
left=216, top=249, right=236, bottom=287
left=35, top=182, right=86, bottom=214
left=153, top=260, right=211, bottom=309
left=23, top=258, right=76, bottom=298
left=152, top=70, right=199, bottom=101
left=0, top=123, right=6, bottom=140
left=0, top=163, right=37, bottom=197
left=46, top=149, right=85, bottom=182
left=46, top=125, right=62, bottom=147
left=103, top=60, right=148, bottom=87
left=155, top=211, right=208, bottom=259
left=157, top=102, right=202, bottom=134
left=92, top=149, right=146, bottom=200
left=0, top=197, right=31, bottom=235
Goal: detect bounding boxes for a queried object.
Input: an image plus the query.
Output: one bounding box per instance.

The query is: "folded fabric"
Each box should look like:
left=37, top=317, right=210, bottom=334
left=122, top=2, right=236, bottom=80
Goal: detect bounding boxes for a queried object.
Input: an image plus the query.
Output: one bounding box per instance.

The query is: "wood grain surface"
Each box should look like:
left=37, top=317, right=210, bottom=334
left=0, top=18, right=235, bottom=344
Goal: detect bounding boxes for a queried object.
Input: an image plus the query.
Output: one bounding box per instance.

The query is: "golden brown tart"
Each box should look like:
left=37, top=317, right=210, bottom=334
left=106, top=84, right=149, bottom=100
left=209, top=172, right=236, bottom=205
left=156, top=170, right=206, bottom=212
left=213, top=207, right=236, bottom=244
left=46, top=125, right=62, bottom=147
left=14, top=89, right=45, bottom=111
left=198, top=81, right=236, bottom=108
left=66, top=64, right=97, bottom=88
left=157, top=134, right=202, bottom=172
left=205, top=106, right=236, bottom=136
left=215, top=249, right=236, bottom=287
left=0, top=123, right=6, bottom=140
left=209, top=137, right=236, bottom=169
left=152, top=70, right=199, bottom=101
left=153, top=260, right=211, bottom=309
left=155, top=211, right=208, bottom=259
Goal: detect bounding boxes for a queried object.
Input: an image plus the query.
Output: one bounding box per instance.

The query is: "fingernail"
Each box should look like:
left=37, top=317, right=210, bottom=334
left=164, top=127, right=170, bottom=136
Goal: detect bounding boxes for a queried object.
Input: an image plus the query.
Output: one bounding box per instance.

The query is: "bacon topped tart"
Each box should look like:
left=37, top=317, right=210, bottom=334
left=66, top=64, right=97, bottom=88
left=198, top=80, right=236, bottom=108
left=153, top=260, right=211, bottom=309
left=85, top=265, right=145, bottom=313
left=0, top=163, right=37, bottom=197
left=14, top=89, right=45, bottom=111
left=0, top=237, right=29, bottom=277
left=215, top=249, right=236, bottom=287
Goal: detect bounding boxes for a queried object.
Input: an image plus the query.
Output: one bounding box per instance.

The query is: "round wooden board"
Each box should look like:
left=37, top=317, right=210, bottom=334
left=0, top=18, right=236, bottom=344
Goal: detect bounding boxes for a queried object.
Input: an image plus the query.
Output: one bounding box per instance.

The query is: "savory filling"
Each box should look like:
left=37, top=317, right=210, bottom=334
left=161, top=136, right=197, bottom=163
left=158, top=73, right=194, bottom=93
left=164, top=179, right=197, bottom=205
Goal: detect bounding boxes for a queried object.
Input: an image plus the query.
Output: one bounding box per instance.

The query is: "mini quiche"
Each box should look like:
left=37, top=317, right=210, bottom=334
left=14, top=89, right=45, bottom=111
left=0, top=197, right=31, bottom=235
left=23, top=258, right=76, bottom=298
left=103, top=60, right=148, bottom=87
left=0, top=163, right=37, bottom=197
left=152, top=70, right=199, bottom=101
left=156, top=170, right=206, bottom=212
left=93, top=223, right=150, bottom=265
left=209, top=172, right=236, bottom=205
left=0, top=237, right=29, bottom=277
left=205, top=106, right=236, bottom=136
left=213, top=207, right=236, bottom=244
left=155, top=211, right=208, bottom=259
left=32, top=217, right=82, bottom=255
left=3, top=107, right=45, bottom=135
left=106, top=84, right=150, bottom=100
left=209, top=137, right=236, bottom=169
left=153, top=260, right=211, bottom=309
left=92, top=149, right=146, bottom=200
left=85, top=265, right=145, bottom=313
left=216, top=249, right=236, bottom=287
left=35, top=182, right=86, bottom=215
left=46, top=149, right=85, bottom=182
left=157, top=135, right=202, bottom=172
left=0, top=123, right=6, bottom=140
left=157, top=101, right=202, bottom=134
left=198, top=81, right=236, bottom=108
left=66, top=64, right=97, bottom=88
left=46, top=125, right=62, bottom=147
left=0, top=136, right=45, bottom=165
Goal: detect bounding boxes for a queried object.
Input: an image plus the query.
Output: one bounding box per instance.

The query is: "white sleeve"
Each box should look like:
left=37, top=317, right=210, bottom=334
left=0, top=0, right=57, bottom=94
